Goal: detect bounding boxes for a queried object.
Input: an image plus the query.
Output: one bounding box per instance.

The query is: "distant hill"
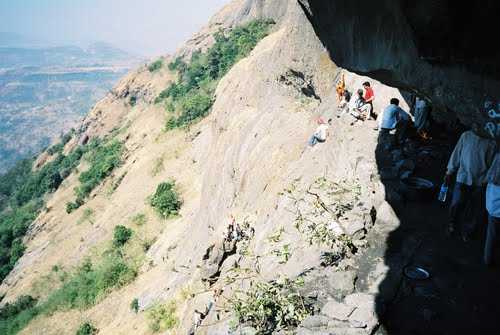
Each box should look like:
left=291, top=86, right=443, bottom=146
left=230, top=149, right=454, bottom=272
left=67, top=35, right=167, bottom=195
left=0, top=32, right=42, bottom=48
left=0, top=43, right=139, bottom=69
left=85, top=41, right=134, bottom=60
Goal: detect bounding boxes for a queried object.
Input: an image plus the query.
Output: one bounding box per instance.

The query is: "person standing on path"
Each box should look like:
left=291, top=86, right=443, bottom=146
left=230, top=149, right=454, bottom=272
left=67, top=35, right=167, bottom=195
left=444, top=126, right=496, bottom=241
left=363, top=81, right=375, bottom=119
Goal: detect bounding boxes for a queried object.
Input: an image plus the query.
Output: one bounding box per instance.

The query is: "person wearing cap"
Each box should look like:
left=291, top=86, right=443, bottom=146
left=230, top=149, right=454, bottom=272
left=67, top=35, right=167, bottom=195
left=485, top=149, right=500, bottom=265
left=444, top=122, right=497, bottom=241
left=308, top=117, right=332, bottom=146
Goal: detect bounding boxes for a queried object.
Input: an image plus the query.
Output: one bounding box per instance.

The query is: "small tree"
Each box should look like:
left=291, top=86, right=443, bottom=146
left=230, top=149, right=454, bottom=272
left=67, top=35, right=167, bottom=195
left=150, top=181, right=182, bottom=219
left=76, top=322, right=98, bottom=335
left=130, top=298, right=139, bottom=313
left=147, top=301, right=178, bottom=332
left=113, top=225, right=133, bottom=248
left=148, top=59, right=163, bottom=72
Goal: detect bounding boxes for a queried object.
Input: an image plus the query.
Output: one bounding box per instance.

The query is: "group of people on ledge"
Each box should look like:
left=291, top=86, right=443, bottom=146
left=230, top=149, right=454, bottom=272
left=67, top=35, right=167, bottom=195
left=337, top=79, right=376, bottom=124
left=309, top=78, right=500, bottom=266
left=309, top=78, right=429, bottom=148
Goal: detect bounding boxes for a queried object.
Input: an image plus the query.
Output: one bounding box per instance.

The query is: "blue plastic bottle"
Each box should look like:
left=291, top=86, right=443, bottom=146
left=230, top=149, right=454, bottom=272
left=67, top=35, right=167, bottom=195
left=438, top=183, right=448, bottom=202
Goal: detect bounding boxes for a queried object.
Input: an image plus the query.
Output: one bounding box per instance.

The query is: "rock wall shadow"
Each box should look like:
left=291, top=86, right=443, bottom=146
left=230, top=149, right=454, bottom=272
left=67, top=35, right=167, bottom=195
left=374, top=127, right=500, bottom=335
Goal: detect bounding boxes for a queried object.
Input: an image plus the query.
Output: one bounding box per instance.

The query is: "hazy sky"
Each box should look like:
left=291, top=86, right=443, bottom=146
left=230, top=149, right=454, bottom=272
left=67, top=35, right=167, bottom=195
left=0, top=0, right=229, bottom=57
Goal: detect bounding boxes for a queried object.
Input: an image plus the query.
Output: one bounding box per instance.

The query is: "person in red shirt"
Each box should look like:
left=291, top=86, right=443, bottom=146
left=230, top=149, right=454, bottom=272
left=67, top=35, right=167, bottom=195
left=363, top=81, right=375, bottom=119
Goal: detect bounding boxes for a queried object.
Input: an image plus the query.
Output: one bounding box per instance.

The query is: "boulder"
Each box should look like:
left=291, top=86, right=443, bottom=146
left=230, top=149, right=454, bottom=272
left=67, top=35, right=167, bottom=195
left=374, top=201, right=400, bottom=232
left=344, top=293, right=378, bottom=333
left=326, top=270, right=357, bottom=299
left=321, top=299, right=356, bottom=320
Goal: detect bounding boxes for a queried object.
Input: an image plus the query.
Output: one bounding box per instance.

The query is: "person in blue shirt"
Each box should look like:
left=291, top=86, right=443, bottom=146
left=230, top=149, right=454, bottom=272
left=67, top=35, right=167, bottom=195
left=379, top=98, right=411, bottom=147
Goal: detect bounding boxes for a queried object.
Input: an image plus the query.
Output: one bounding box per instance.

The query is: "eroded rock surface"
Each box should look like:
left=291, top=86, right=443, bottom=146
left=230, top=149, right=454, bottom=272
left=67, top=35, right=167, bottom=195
left=3, top=1, right=497, bottom=334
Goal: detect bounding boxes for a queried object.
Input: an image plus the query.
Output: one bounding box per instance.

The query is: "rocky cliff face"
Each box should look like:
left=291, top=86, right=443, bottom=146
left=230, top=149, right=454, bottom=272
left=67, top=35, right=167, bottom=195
left=1, top=1, right=498, bottom=334
left=298, top=0, right=500, bottom=129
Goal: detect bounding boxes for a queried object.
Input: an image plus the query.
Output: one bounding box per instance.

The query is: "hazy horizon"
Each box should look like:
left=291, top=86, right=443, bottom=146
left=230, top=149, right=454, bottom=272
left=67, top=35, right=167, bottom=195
left=0, top=0, right=229, bottom=57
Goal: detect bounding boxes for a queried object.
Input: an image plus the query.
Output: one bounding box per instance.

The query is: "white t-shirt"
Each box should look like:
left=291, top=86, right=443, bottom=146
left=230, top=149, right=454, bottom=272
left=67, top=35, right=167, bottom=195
left=315, top=124, right=329, bottom=141
left=446, top=130, right=497, bottom=186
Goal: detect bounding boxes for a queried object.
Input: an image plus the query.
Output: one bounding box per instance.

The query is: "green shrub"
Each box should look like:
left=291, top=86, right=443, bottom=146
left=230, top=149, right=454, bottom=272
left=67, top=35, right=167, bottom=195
left=47, top=143, right=64, bottom=156
left=129, top=96, right=137, bottom=106
left=154, top=89, right=170, bottom=104
left=148, top=59, right=163, bottom=73
left=147, top=301, right=178, bottom=332
left=130, top=298, right=139, bottom=313
left=12, top=145, right=88, bottom=208
left=43, top=253, right=137, bottom=312
left=66, top=200, right=82, bottom=214
left=165, top=92, right=213, bottom=130
left=0, top=159, right=33, bottom=210
left=0, top=202, right=40, bottom=281
left=149, top=182, right=182, bottom=219
left=156, top=19, right=274, bottom=129
left=61, top=131, right=74, bottom=145
left=167, top=57, right=186, bottom=72
left=230, top=278, right=313, bottom=334
left=0, top=295, right=40, bottom=335
left=68, top=140, right=123, bottom=211
left=131, top=213, right=147, bottom=226
left=59, top=167, right=72, bottom=179
left=150, top=156, right=165, bottom=177
left=77, top=208, right=95, bottom=225
left=113, top=226, right=133, bottom=247
left=0, top=242, right=138, bottom=333
left=0, top=295, right=37, bottom=319
left=142, top=239, right=155, bottom=252
left=76, top=322, right=98, bottom=335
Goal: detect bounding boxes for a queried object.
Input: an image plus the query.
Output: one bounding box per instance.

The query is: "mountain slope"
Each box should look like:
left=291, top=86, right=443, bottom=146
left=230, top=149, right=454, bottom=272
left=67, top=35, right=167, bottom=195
left=2, top=1, right=495, bottom=335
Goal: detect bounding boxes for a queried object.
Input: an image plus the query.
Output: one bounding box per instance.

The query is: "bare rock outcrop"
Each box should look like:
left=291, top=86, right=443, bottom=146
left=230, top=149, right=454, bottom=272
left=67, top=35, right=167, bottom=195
left=298, top=0, right=500, bottom=131
left=5, top=1, right=496, bottom=334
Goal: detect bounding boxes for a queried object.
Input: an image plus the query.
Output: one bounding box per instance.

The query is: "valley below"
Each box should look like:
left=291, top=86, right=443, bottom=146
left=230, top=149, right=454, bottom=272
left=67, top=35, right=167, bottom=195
left=0, top=44, right=141, bottom=172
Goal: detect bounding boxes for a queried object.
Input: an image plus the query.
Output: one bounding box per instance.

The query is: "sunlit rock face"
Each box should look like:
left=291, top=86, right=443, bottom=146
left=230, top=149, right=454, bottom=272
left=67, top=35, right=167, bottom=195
left=298, top=0, right=500, bottom=134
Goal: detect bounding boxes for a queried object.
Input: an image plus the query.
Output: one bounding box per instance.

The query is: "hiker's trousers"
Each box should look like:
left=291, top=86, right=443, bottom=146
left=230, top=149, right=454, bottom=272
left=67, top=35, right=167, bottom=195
left=309, top=135, right=325, bottom=147
left=484, top=215, right=500, bottom=265
left=449, top=182, right=486, bottom=234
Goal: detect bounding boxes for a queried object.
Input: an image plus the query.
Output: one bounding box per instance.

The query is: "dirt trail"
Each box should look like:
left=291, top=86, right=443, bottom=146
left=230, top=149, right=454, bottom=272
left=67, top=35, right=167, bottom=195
left=376, top=131, right=500, bottom=335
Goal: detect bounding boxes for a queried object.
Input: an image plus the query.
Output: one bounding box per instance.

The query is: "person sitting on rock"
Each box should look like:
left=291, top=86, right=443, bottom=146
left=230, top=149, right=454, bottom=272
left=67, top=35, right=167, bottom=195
left=444, top=123, right=497, bottom=241
left=337, top=89, right=351, bottom=112
left=308, top=117, right=332, bottom=146
left=349, top=89, right=371, bottom=122
left=363, top=81, right=375, bottom=119
left=484, top=149, right=500, bottom=265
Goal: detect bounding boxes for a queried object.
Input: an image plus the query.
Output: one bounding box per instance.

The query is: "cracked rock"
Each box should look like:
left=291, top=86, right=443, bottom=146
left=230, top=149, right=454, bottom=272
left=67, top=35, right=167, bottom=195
left=321, top=299, right=355, bottom=320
